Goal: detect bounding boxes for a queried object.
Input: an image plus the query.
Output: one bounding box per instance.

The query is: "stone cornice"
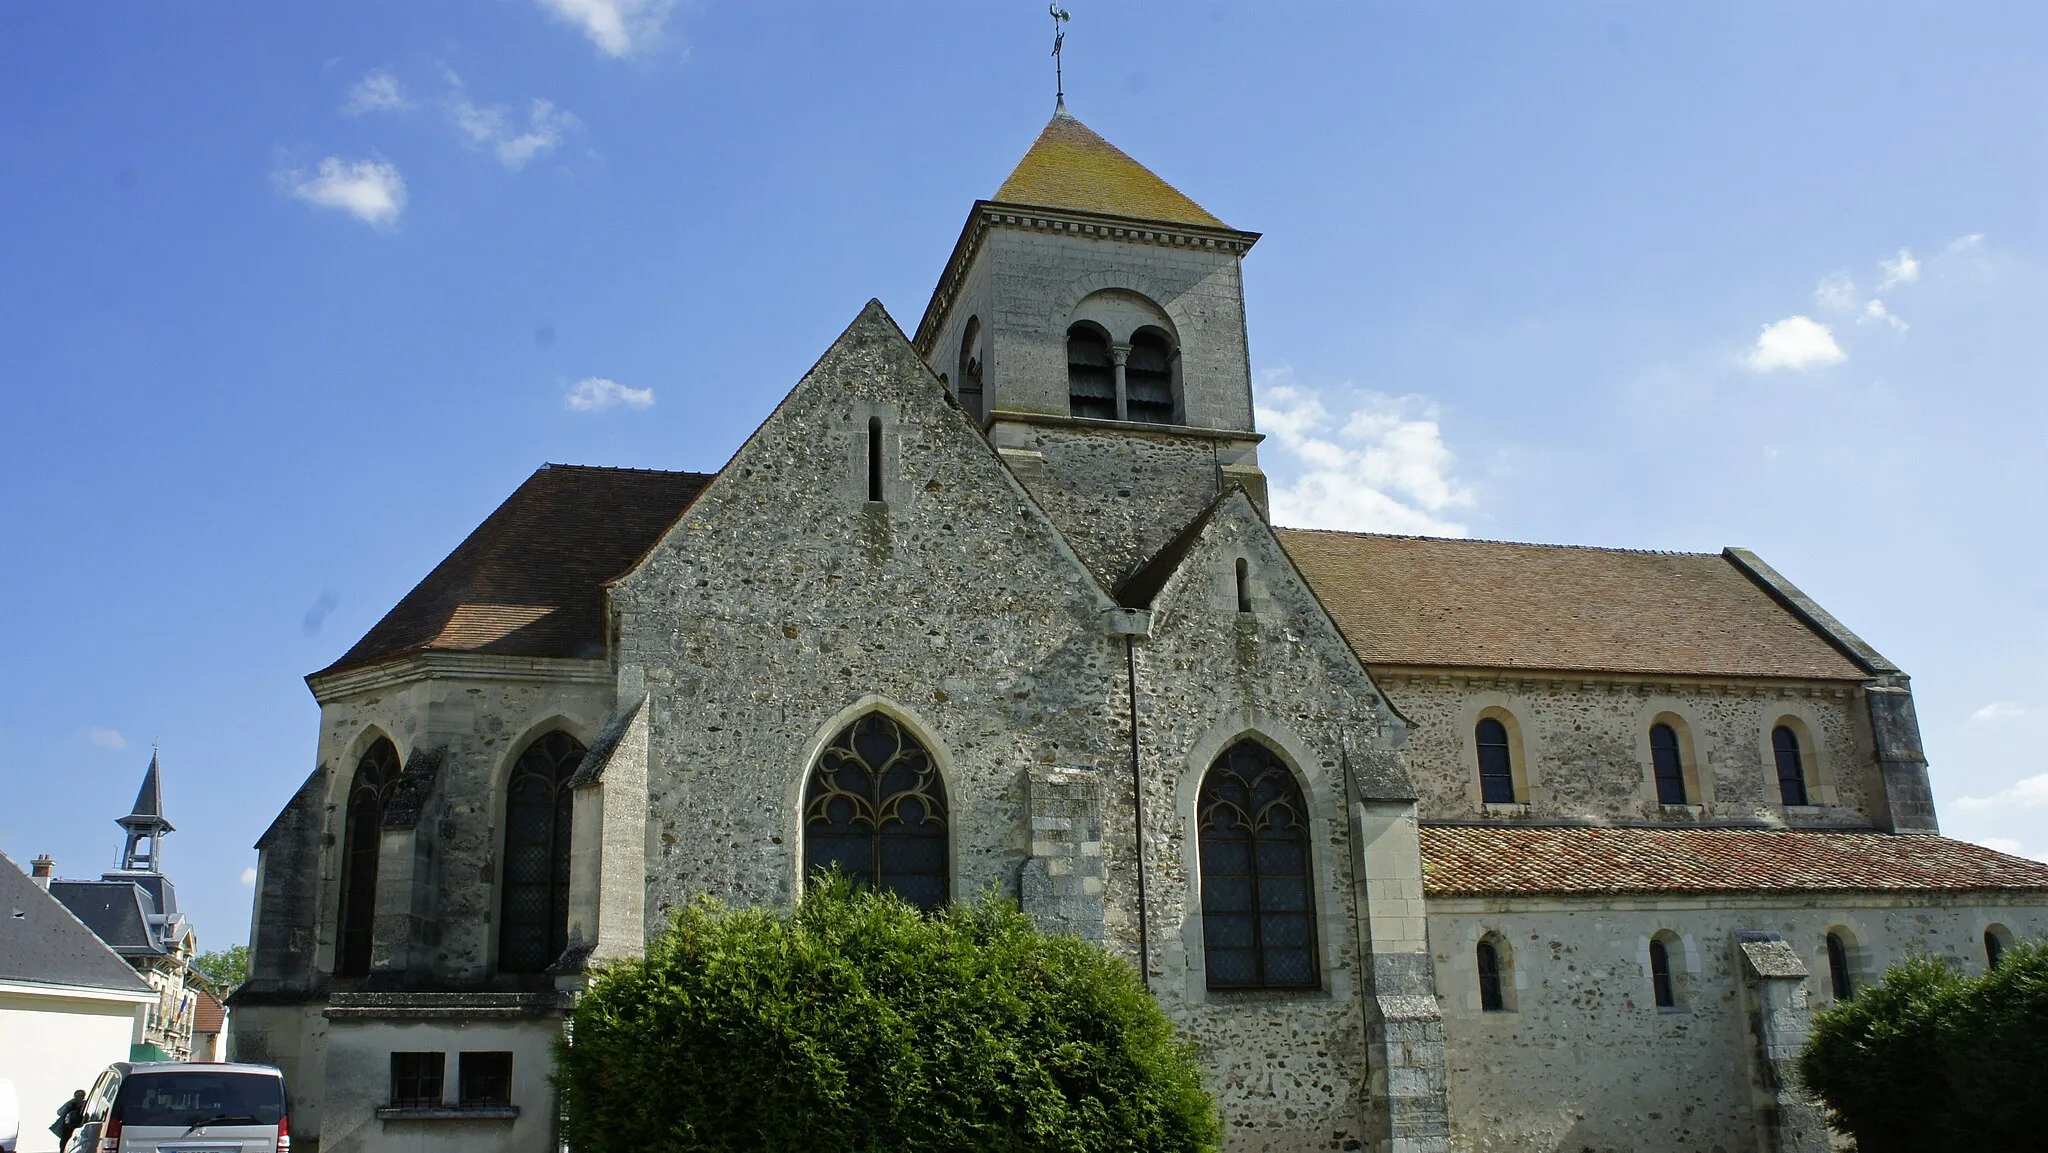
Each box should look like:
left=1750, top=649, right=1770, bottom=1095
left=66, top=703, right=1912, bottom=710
left=1369, top=665, right=1864, bottom=699
left=914, top=199, right=1262, bottom=356
left=1424, top=889, right=2046, bottom=913
left=307, top=651, right=612, bottom=704
left=986, top=409, right=1265, bottom=444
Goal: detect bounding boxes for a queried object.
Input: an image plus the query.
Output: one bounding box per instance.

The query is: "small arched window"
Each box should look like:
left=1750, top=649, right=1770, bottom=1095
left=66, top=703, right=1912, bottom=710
left=1234, top=558, right=1251, bottom=614
left=1477, top=939, right=1506, bottom=1012
left=803, top=713, right=949, bottom=910
left=499, top=731, right=587, bottom=974
left=1066, top=324, right=1117, bottom=421
left=1651, top=723, right=1687, bottom=806
left=336, top=738, right=402, bottom=978
left=1985, top=926, right=2009, bottom=968
left=1477, top=717, right=1515, bottom=805
left=956, top=317, right=984, bottom=421
left=1199, top=740, right=1318, bottom=990
left=1771, top=725, right=1809, bottom=806
left=1125, top=329, right=1177, bottom=424
left=1649, top=937, right=1677, bottom=1008
left=1826, top=932, right=1854, bottom=1000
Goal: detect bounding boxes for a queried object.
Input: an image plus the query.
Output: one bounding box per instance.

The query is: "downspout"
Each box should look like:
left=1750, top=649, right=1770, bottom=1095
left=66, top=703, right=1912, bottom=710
left=1125, top=633, right=1151, bottom=991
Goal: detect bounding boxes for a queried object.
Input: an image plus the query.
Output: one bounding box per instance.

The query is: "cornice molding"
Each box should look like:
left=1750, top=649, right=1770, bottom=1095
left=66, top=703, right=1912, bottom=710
left=986, top=409, right=1265, bottom=444
left=1369, top=665, right=1865, bottom=699
left=914, top=199, right=1262, bottom=356
left=308, top=651, right=612, bottom=704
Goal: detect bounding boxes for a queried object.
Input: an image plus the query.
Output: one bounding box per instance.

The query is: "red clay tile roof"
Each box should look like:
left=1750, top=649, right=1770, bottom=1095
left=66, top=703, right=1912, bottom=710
left=193, top=987, right=226, bottom=1033
left=314, top=465, right=711, bottom=679
left=994, top=109, right=1230, bottom=230
left=1278, top=531, right=1871, bottom=681
left=1420, top=825, right=2048, bottom=896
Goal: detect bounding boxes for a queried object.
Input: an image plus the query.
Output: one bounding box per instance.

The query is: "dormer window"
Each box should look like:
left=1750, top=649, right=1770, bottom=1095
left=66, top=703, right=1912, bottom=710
left=1066, top=324, right=1117, bottom=420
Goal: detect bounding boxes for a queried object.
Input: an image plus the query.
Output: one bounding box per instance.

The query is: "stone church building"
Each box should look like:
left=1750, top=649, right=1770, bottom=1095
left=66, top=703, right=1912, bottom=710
left=232, top=105, right=2048, bottom=1152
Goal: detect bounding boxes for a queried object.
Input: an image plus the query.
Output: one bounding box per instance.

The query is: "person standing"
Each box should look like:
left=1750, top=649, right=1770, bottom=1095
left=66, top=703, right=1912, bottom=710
left=49, top=1091, right=85, bottom=1151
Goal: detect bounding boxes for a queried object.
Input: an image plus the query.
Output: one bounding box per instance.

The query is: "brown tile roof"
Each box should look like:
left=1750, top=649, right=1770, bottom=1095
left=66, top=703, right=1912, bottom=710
left=994, top=108, right=1230, bottom=230
left=315, top=465, right=711, bottom=679
left=193, top=987, right=226, bottom=1033
left=1420, top=825, right=2048, bottom=896
left=1277, top=530, right=1872, bottom=681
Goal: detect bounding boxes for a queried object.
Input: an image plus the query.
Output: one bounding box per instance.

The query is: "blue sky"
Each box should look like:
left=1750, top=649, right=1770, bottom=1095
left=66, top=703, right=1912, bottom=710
left=2, top=2, right=2042, bottom=948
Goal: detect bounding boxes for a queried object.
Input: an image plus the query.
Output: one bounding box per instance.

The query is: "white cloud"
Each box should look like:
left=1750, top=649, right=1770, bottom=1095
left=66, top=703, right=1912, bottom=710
left=565, top=377, right=654, bottom=412
left=1954, top=772, right=2048, bottom=813
left=1971, top=701, right=2026, bottom=722
left=1972, top=837, right=2047, bottom=863
left=1939, top=233, right=1985, bottom=258
left=276, top=156, right=406, bottom=229
left=536, top=0, right=672, bottom=56
left=450, top=92, right=580, bottom=169
left=1858, top=299, right=1907, bottom=332
left=1743, top=315, right=1845, bottom=372
left=1256, top=370, right=1473, bottom=536
left=1813, top=272, right=1859, bottom=313
left=240, top=866, right=259, bottom=886
left=87, top=727, right=128, bottom=750
left=344, top=69, right=408, bottom=115
left=1877, top=248, right=1920, bottom=290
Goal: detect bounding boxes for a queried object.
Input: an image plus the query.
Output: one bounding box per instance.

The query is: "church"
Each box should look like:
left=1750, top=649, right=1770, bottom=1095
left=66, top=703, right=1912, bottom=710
left=231, top=103, right=2048, bottom=1153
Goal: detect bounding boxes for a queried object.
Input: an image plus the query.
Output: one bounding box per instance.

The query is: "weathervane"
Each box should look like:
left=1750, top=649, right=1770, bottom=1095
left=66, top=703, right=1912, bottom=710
left=1050, top=4, right=1071, bottom=106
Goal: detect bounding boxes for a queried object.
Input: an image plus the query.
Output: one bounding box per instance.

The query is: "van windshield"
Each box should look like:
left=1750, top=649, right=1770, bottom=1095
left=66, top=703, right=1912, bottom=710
left=114, top=1072, right=283, bottom=1128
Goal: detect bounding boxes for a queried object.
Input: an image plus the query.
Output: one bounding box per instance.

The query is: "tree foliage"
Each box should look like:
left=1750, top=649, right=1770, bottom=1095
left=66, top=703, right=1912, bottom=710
left=1799, top=939, right=2047, bottom=1151
left=191, top=944, right=249, bottom=995
left=556, top=882, right=1221, bottom=1153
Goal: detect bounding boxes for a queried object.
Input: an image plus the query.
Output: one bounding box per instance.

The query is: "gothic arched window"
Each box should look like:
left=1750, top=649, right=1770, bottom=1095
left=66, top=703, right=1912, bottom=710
left=956, top=316, right=984, bottom=421
left=1477, top=938, right=1506, bottom=1012
left=1649, top=937, right=1677, bottom=1008
left=1772, top=725, right=1809, bottom=806
left=1826, top=932, right=1854, bottom=1000
left=499, top=731, right=586, bottom=974
left=803, top=714, right=949, bottom=910
left=336, top=738, right=401, bottom=977
left=1651, top=723, right=1688, bottom=806
left=1198, top=740, right=1318, bottom=990
left=1125, top=328, right=1177, bottom=424
left=1065, top=324, right=1117, bottom=421
left=1477, top=717, right=1515, bottom=805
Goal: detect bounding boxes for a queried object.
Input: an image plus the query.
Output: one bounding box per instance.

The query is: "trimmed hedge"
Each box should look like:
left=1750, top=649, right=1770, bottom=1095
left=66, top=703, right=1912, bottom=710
left=1798, top=939, right=2047, bottom=1151
left=555, top=882, right=1221, bottom=1153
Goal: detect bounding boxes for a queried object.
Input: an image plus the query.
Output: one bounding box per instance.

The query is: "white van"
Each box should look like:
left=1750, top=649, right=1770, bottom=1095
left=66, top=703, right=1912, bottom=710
left=65, top=1063, right=287, bottom=1153
left=0, top=1074, right=19, bottom=1153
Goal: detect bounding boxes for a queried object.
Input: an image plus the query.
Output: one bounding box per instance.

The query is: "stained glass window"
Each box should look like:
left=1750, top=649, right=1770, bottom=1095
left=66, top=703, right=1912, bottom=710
left=1651, top=723, right=1687, bottom=806
left=1477, top=718, right=1516, bottom=805
left=499, top=731, right=585, bottom=974
left=803, top=714, right=949, bottom=910
left=336, top=738, right=401, bottom=978
left=1199, top=740, right=1318, bottom=990
left=1477, top=939, right=1505, bottom=1012
left=1826, top=932, right=1854, bottom=1000
left=1773, top=725, right=1809, bottom=806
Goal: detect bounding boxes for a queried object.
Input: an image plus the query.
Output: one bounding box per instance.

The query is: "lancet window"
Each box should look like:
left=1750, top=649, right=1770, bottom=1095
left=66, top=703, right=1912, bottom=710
left=499, top=731, right=586, bottom=974
left=336, top=738, right=402, bottom=978
left=1198, top=740, right=1318, bottom=990
left=1772, top=725, right=1809, bottom=806
left=1651, top=723, right=1688, bottom=806
left=1477, top=717, right=1515, bottom=805
left=803, top=713, right=949, bottom=910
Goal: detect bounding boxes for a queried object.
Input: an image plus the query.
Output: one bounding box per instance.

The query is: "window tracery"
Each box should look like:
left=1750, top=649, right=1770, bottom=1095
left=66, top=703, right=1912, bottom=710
left=336, top=738, right=401, bottom=977
left=499, top=731, right=586, bottom=974
left=802, top=713, right=949, bottom=910
left=1198, top=739, right=1317, bottom=990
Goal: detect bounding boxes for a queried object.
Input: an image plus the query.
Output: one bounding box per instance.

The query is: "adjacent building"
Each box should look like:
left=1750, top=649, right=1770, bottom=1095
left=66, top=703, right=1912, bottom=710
left=232, top=104, right=2048, bottom=1153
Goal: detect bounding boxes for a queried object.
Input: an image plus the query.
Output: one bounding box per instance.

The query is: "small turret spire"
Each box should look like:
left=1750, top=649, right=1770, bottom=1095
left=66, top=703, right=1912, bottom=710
left=116, top=749, right=174, bottom=873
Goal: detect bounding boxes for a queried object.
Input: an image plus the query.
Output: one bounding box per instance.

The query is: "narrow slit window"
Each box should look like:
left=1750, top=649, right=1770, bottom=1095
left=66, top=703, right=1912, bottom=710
left=1477, top=940, right=1505, bottom=1012
left=1826, top=932, right=1854, bottom=999
left=1234, top=558, right=1251, bottom=613
left=1772, top=725, right=1809, bottom=806
left=1650, top=938, right=1676, bottom=1008
left=1477, top=718, right=1515, bottom=805
left=1651, top=723, right=1687, bottom=806
left=867, top=417, right=883, bottom=502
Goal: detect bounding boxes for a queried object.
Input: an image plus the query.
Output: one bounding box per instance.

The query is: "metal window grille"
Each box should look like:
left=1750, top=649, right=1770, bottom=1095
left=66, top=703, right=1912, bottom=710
left=459, top=1052, right=514, bottom=1108
left=390, top=1052, right=445, bottom=1109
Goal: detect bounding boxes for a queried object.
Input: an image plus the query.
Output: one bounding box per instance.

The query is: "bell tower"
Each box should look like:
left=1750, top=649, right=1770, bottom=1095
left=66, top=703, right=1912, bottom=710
left=913, top=104, right=1268, bottom=588
left=116, top=749, right=174, bottom=873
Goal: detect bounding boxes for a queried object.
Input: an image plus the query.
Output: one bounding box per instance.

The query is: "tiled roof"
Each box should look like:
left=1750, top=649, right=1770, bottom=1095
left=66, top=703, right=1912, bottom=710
left=994, top=108, right=1229, bottom=230
left=316, top=465, right=712, bottom=679
left=193, top=987, right=227, bottom=1033
left=0, top=854, right=153, bottom=995
left=1419, top=825, right=2048, bottom=896
left=1278, top=530, right=1872, bottom=681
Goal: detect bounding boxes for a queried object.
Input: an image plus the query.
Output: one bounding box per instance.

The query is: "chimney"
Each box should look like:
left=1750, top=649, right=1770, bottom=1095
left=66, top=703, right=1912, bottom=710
left=30, top=855, right=55, bottom=888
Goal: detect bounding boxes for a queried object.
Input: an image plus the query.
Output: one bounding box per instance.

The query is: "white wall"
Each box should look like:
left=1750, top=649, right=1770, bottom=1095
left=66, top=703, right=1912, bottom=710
left=0, top=990, right=145, bottom=1153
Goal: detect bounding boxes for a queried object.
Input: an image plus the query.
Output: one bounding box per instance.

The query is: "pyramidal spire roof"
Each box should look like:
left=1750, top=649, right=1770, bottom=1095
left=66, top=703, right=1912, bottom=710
left=118, top=750, right=173, bottom=834
left=993, top=105, right=1229, bottom=230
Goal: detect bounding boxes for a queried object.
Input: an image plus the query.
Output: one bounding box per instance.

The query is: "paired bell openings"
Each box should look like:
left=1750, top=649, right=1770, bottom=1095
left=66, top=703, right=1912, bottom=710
left=1771, top=724, right=1810, bottom=806
left=955, top=316, right=984, bottom=421
left=498, top=731, right=587, bottom=974
left=335, top=737, right=402, bottom=977
left=1650, top=722, right=1688, bottom=806
left=1825, top=930, right=1855, bottom=1000
left=1198, top=739, right=1318, bottom=990
left=1477, top=935, right=1509, bottom=1012
left=1649, top=933, right=1679, bottom=1009
left=802, top=713, right=949, bottom=910
left=1065, top=323, right=1118, bottom=421
left=1124, top=328, right=1176, bottom=424
left=1477, top=717, right=1516, bottom=805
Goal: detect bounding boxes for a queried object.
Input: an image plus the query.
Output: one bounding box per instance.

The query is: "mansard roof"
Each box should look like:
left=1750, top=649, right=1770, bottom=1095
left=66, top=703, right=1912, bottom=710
left=993, top=106, right=1229, bottom=230
left=1420, top=825, right=2048, bottom=896
left=1278, top=530, right=1874, bottom=681
left=0, top=853, right=153, bottom=995
left=316, top=464, right=713, bottom=680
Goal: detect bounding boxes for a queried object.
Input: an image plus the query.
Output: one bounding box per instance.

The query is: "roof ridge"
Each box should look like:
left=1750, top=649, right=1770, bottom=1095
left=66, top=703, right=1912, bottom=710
left=1275, top=525, right=1720, bottom=559
left=541, top=462, right=719, bottom=479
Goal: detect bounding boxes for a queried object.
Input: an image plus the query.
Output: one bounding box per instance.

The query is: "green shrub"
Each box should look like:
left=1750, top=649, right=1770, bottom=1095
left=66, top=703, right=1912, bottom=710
left=1799, top=939, right=2047, bottom=1151
left=555, top=881, right=1221, bottom=1153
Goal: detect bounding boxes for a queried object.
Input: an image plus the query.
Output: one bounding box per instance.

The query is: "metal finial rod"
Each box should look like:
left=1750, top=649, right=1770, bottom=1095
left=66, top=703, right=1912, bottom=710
left=1050, top=4, right=1071, bottom=105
